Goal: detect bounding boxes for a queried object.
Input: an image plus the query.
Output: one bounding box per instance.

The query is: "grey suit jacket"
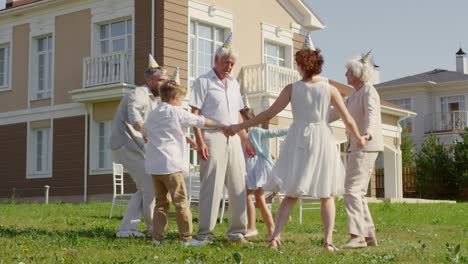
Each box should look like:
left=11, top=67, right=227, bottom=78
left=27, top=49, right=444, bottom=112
left=329, top=83, right=384, bottom=152
left=109, top=85, right=159, bottom=155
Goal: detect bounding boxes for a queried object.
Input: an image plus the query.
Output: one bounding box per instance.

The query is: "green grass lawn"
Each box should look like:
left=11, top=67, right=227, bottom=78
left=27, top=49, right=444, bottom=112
left=0, top=200, right=466, bottom=263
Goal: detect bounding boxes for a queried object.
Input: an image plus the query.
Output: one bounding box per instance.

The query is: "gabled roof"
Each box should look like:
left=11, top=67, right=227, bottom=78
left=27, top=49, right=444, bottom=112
left=278, top=0, right=325, bottom=30
left=329, top=79, right=416, bottom=117
left=376, top=69, right=468, bottom=88
left=2, top=0, right=42, bottom=11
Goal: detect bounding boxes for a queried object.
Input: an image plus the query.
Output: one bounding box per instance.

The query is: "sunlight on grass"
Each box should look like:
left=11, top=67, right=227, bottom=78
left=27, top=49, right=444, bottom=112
left=0, top=201, right=466, bottom=263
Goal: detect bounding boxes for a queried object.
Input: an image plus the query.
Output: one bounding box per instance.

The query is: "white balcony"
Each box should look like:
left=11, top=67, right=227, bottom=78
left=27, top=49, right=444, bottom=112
left=424, top=111, right=468, bottom=133
left=71, top=52, right=134, bottom=103
left=83, top=51, right=133, bottom=88
left=239, top=63, right=300, bottom=96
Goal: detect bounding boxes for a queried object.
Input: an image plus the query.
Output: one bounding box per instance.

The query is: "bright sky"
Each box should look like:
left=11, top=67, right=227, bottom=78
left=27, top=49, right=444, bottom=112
left=305, top=0, right=468, bottom=84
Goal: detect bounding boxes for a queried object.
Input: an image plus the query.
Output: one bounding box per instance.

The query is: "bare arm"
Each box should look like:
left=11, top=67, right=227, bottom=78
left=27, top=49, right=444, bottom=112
left=191, top=107, right=209, bottom=160
left=330, top=85, right=367, bottom=147
left=204, top=118, right=225, bottom=129
left=230, top=85, right=292, bottom=134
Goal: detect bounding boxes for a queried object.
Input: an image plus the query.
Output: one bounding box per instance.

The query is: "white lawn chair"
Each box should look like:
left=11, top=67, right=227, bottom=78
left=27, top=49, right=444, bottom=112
left=186, top=165, right=228, bottom=224
left=298, top=196, right=320, bottom=224
left=219, top=187, right=229, bottom=224
left=109, top=162, right=133, bottom=219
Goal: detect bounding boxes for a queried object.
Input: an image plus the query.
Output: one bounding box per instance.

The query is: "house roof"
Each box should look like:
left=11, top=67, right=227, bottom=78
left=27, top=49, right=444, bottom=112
left=375, top=69, right=468, bottom=89
left=2, top=0, right=42, bottom=10
left=329, top=79, right=416, bottom=116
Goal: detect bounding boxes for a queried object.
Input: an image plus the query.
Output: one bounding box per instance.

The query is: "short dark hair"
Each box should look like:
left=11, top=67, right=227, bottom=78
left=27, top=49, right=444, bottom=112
left=159, top=81, right=187, bottom=102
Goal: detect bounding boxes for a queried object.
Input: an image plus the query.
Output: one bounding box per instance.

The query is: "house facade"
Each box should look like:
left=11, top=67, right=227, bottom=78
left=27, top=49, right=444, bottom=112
left=0, top=0, right=412, bottom=202
left=376, top=49, right=468, bottom=146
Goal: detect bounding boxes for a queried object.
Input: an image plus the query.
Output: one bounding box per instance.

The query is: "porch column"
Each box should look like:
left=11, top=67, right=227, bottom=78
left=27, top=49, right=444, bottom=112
left=383, top=146, right=398, bottom=198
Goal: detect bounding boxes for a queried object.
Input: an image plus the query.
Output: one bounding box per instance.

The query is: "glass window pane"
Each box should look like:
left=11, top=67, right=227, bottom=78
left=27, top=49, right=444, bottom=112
left=38, top=38, right=45, bottom=52
left=36, top=131, right=43, bottom=171
left=198, top=24, right=212, bottom=39
left=279, top=46, right=285, bottom=59
left=266, top=57, right=276, bottom=65
left=112, top=39, right=125, bottom=52
left=100, top=40, right=109, bottom=54
left=48, top=36, right=52, bottom=50
left=127, top=36, right=132, bottom=51
left=38, top=54, right=45, bottom=91
left=127, top=20, right=132, bottom=34
left=216, top=28, right=224, bottom=42
left=266, top=43, right=277, bottom=57
left=111, top=21, right=126, bottom=37
left=100, top=24, right=109, bottom=39
left=278, top=60, right=286, bottom=67
left=48, top=53, right=53, bottom=90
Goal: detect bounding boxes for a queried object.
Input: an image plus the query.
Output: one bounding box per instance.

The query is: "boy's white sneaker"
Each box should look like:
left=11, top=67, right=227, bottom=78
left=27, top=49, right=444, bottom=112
left=180, top=239, right=206, bottom=246
left=116, top=230, right=145, bottom=238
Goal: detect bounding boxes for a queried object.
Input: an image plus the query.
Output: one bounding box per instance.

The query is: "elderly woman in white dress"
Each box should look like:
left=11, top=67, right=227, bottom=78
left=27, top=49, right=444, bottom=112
left=336, top=53, right=384, bottom=249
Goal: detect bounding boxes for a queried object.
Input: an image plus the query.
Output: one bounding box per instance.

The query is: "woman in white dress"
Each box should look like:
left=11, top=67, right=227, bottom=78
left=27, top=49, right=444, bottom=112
left=224, top=44, right=368, bottom=251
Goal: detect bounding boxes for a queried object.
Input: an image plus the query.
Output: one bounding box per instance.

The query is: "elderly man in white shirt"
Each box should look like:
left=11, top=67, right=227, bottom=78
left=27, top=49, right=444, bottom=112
left=110, top=66, right=167, bottom=238
left=190, top=46, right=255, bottom=243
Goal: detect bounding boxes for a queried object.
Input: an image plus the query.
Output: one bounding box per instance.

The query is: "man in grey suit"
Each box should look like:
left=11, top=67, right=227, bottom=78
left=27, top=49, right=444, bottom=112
left=110, top=65, right=167, bottom=237
left=340, top=54, right=383, bottom=248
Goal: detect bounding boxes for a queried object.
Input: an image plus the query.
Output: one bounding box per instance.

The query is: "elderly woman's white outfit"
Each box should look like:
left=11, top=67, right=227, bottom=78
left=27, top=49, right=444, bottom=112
left=189, top=69, right=247, bottom=242
left=343, top=83, right=383, bottom=239
left=109, top=85, right=158, bottom=236
left=267, top=80, right=345, bottom=198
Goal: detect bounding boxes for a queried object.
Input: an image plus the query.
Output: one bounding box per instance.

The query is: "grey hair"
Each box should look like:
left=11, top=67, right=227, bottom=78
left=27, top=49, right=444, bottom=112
left=215, top=46, right=238, bottom=61
left=346, top=56, right=374, bottom=83
left=144, top=67, right=163, bottom=79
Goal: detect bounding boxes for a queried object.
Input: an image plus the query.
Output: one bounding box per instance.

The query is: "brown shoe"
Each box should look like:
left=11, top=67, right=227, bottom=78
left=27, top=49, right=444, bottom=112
left=365, top=236, right=378, bottom=247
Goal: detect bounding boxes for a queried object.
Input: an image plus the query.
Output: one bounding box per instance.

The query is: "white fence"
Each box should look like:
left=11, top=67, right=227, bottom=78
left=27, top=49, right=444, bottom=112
left=424, top=111, right=468, bottom=133
left=239, top=64, right=300, bottom=95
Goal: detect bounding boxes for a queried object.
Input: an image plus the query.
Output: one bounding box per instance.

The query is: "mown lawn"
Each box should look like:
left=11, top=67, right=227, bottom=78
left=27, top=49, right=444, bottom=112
left=0, top=200, right=466, bottom=263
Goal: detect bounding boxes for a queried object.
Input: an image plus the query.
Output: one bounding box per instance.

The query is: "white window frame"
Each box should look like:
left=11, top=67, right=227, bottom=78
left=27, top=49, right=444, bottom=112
left=27, top=125, right=53, bottom=179
left=29, top=34, right=54, bottom=101
left=264, top=41, right=287, bottom=67
left=441, top=95, right=465, bottom=112
left=90, top=120, right=113, bottom=175
left=97, top=18, right=133, bottom=55
left=261, top=22, right=293, bottom=68
left=390, top=98, right=414, bottom=133
left=0, top=43, right=11, bottom=91
left=189, top=20, right=227, bottom=83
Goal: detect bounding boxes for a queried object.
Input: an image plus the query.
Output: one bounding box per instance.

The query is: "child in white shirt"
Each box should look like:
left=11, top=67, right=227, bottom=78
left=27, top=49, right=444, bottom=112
left=144, top=79, right=224, bottom=246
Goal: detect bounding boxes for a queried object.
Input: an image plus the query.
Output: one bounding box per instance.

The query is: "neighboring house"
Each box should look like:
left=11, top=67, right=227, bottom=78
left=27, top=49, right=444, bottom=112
left=0, top=0, right=413, bottom=201
left=376, top=48, right=468, bottom=146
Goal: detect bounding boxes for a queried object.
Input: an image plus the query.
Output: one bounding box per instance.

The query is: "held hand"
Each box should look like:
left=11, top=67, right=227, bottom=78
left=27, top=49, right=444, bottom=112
left=186, top=137, right=198, bottom=150
left=197, top=141, right=209, bottom=160
left=143, top=136, right=148, bottom=143
left=223, top=124, right=242, bottom=137
left=243, top=139, right=256, bottom=158
left=357, top=135, right=368, bottom=148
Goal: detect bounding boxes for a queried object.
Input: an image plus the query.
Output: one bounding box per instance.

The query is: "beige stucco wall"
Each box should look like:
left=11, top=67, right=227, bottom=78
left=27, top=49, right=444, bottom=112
left=0, top=24, right=29, bottom=112
left=381, top=113, right=400, bottom=126
left=93, top=101, right=120, bottom=121
left=384, top=135, right=396, bottom=148
left=198, top=0, right=299, bottom=76
left=30, top=98, right=51, bottom=108
left=54, top=9, right=91, bottom=105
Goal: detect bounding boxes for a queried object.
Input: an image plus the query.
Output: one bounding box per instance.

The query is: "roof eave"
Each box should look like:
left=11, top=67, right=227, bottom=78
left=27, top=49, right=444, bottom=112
left=279, top=0, right=325, bottom=31
left=381, top=105, right=417, bottom=118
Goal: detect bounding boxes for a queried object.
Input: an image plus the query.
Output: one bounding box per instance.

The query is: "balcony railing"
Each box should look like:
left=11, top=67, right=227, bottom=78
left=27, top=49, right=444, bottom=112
left=239, top=64, right=300, bottom=95
left=83, top=52, right=133, bottom=88
left=424, top=111, right=468, bottom=133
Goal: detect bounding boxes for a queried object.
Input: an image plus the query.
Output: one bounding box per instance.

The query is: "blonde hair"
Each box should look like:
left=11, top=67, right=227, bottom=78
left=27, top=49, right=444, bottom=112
left=346, top=56, right=374, bottom=83
left=159, top=81, right=187, bottom=102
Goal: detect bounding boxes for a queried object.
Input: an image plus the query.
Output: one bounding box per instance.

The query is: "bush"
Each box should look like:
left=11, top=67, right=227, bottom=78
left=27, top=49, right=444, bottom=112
left=401, top=129, right=415, bottom=168
left=453, top=128, right=468, bottom=197
left=414, top=134, right=457, bottom=199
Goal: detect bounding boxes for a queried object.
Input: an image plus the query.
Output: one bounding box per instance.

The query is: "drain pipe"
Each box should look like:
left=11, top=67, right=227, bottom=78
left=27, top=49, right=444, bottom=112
left=83, top=104, right=90, bottom=203
left=151, top=0, right=155, bottom=55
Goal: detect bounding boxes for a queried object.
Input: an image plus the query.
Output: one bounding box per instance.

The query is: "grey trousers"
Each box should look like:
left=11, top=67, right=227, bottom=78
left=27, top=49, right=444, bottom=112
left=197, top=131, right=247, bottom=241
left=112, top=146, right=155, bottom=233
left=344, top=151, right=379, bottom=238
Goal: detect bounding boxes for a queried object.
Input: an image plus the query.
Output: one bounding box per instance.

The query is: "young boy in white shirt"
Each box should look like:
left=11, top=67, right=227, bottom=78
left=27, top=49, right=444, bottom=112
left=144, top=78, right=224, bottom=246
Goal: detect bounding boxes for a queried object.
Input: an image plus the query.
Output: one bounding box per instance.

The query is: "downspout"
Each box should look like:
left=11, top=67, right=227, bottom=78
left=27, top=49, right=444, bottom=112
left=396, top=113, right=411, bottom=199
left=151, top=0, right=155, bottom=55
left=83, top=103, right=89, bottom=203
